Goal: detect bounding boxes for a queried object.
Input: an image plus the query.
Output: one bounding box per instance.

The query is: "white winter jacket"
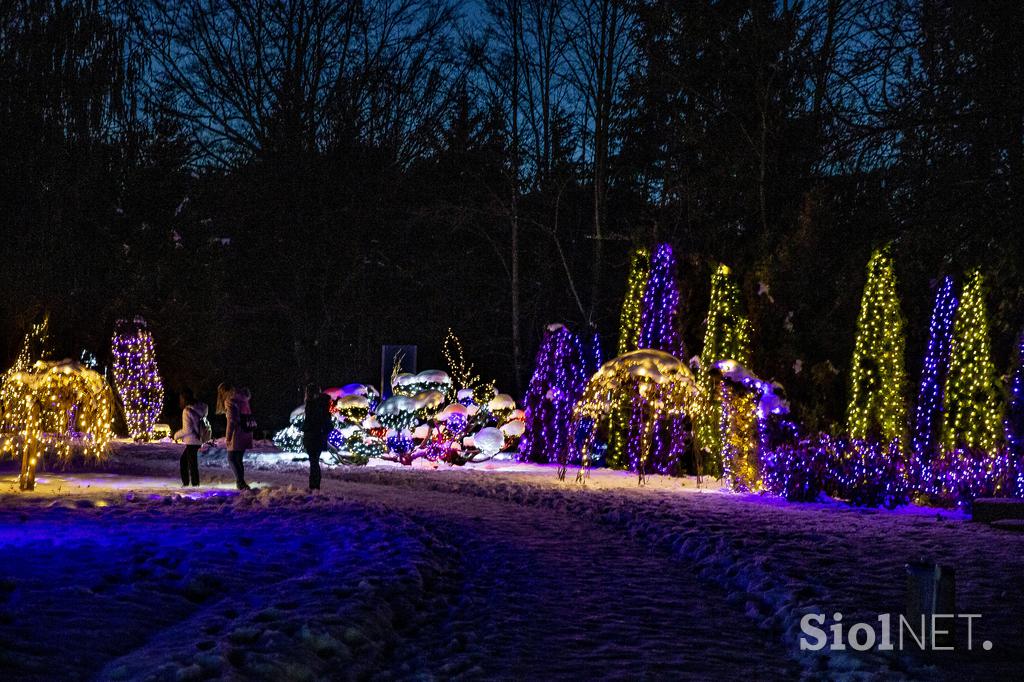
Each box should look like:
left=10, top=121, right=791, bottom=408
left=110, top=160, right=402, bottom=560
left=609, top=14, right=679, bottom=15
left=174, top=402, right=209, bottom=445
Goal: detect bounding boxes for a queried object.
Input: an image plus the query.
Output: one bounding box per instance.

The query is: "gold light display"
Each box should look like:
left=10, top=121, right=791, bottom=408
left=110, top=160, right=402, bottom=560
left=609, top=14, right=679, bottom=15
left=607, top=247, right=650, bottom=469
left=571, top=349, right=704, bottom=484
left=0, top=360, right=114, bottom=490
left=846, top=246, right=908, bottom=444
left=696, top=264, right=752, bottom=475
left=941, top=269, right=1003, bottom=453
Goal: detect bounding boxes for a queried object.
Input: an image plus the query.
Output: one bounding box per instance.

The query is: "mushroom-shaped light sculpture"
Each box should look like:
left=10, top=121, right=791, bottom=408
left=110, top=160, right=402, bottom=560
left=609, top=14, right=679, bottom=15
left=571, top=349, right=704, bottom=483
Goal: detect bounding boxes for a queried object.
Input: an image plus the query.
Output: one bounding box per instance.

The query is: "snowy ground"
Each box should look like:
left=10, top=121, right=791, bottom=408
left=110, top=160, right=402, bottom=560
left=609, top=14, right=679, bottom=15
left=1, top=443, right=1022, bottom=681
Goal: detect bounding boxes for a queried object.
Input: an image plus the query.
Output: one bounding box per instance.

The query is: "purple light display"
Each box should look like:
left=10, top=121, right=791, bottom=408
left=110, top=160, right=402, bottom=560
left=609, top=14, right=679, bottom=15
left=912, top=276, right=958, bottom=460
left=519, top=325, right=588, bottom=464
left=111, top=316, right=164, bottom=441
left=761, top=435, right=911, bottom=507
left=1005, top=329, right=1024, bottom=456
left=760, top=434, right=1024, bottom=508
left=638, top=244, right=685, bottom=358
left=928, top=447, right=1024, bottom=507
left=628, top=243, right=688, bottom=474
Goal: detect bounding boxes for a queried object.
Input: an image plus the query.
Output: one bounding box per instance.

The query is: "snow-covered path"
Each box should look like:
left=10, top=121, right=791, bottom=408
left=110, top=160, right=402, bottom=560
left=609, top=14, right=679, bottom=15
left=2, top=444, right=1022, bottom=680
left=331, top=481, right=798, bottom=679
left=0, top=473, right=794, bottom=680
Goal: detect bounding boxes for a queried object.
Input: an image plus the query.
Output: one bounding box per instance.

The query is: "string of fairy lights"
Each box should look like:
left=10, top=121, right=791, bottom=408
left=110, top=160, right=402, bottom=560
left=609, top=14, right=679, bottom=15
left=912, top=276, right=958, bottom=458
left=2, top=241, right=1023, bottom=506
left=697, top=264, right=752, bottom=476
left=941, top=270, right=1003, bottom=453
left=846, top=246, right=908, bottom=446
left=111, top=317, right=164, bottom=441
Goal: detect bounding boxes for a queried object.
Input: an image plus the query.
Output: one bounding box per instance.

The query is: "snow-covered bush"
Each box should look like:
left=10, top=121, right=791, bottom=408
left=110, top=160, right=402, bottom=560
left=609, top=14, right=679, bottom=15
left=273, top=371, right=522, bottom=465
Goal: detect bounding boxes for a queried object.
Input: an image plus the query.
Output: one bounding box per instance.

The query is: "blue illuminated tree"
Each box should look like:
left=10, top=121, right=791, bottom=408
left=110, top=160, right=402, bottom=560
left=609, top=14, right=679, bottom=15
left=638, top=243, right=685, bottom=358
left=913, top=276, right=958, bottom=458
left=1006, top=329, right=1024, bottom=457
left=631, top=243, right=688, bottom=473
left=519, top=325, right=588, bottom=463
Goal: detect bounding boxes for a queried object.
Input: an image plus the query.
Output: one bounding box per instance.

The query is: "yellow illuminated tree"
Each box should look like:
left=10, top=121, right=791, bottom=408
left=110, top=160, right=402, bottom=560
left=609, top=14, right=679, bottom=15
left=606, top=247, right=650, bottom=468
left=846, top=246, right=908, bottom=444
left=617, top=247, right=650, bottom=354
left=696, top=264, right=752, bottom=475
left=720, top=381, right=760, bottom=491
left=11, top=315, right=51, bottom=372
left=941, top=270, right=1003, bottom=452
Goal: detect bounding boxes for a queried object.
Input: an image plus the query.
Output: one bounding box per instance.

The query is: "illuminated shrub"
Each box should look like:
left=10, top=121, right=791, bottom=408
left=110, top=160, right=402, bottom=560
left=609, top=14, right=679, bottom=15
left=0, top=360, right=114, bottom=490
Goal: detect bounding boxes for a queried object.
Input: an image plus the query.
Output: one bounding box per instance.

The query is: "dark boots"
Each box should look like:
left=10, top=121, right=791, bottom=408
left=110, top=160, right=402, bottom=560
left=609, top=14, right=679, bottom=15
left=228, top=450, right=250, bottom=490
left=180, top=445, right=200, bottom=486
left=304, top=437, right=322, bottom=491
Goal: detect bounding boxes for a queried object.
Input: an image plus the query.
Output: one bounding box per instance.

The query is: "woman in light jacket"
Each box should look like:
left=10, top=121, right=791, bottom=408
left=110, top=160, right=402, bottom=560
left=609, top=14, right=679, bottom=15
left=173, top=387, right=208, bottom=487
left=218, top=382, right=253, bottom=490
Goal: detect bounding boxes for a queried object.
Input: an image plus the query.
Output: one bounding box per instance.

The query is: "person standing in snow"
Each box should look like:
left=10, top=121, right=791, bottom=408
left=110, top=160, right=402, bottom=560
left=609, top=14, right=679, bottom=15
left=174, top=388, right=209, bottom=486
left=219, top=382, right=254, bottom=490
left=302, top=383, right=332, bottom=491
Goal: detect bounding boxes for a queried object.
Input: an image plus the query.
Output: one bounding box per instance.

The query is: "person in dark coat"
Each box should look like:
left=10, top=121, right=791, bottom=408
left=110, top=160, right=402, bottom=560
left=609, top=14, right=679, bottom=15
left=219, top=382, right=254, bottom=490
left=302, top=383, right=332, bottom=491
left=173, top=388, right=208, bottom=486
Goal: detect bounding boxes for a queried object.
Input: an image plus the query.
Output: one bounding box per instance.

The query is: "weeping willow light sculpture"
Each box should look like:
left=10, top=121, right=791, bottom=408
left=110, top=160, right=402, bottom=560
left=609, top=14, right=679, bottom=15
left=570, top=350, right=703, bottom=484
left=0, top=360, right=114, bottom=490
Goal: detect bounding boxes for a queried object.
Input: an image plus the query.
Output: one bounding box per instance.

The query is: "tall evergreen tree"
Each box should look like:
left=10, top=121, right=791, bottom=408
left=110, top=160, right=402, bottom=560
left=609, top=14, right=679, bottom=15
left=846, top=247, right=908, bottom=444
left=942, top=270, right=1003, bottom=453
left=696, top=264, right=752, bottom=474
left=519, top=325, right=588, bottom=464
left=630, top=242, right=687, bottom=473
left=701, top=265, right=752, bottom=369
left=606, top=247, right=650, bottom=468
left=638, top=243, right=685, bottom=357
left=1005, top=329, right=1024, bottom=457
left=912, top=276, right=958, bottom=457
left=111, top=317, right=165, bottom=441
left=617, top=247, right=650, bottom=355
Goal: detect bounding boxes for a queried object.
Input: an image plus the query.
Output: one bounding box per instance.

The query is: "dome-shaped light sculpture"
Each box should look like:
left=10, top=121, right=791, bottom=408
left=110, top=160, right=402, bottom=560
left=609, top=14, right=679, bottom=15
left=571, top=349, right=704, bottom=484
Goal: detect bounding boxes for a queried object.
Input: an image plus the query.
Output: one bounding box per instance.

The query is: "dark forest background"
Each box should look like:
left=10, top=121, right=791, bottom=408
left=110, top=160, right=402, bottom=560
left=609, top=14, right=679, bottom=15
left=1, top=0, right=1022, bottom=431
